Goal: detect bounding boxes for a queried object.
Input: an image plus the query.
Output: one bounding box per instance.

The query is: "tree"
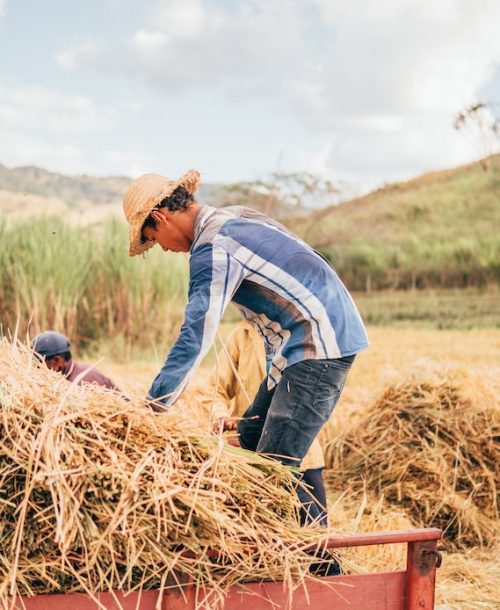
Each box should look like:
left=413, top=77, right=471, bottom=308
left=453, top=102, right=500, bottom=171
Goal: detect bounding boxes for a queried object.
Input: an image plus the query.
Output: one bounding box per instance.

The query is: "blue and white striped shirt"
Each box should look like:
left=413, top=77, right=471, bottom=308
left=149, top=205, right=368, bottom=405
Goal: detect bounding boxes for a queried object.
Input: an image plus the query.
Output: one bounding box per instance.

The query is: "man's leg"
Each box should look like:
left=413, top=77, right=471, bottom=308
left=255, top=356, right=354, bottom=525
left=301, top=467, right=328, bottom=527
left=237, top=377, right=275, bottom=451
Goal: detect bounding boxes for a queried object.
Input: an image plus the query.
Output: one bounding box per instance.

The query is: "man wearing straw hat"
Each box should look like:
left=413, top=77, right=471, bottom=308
left=123, top=169, right=368, bottom=527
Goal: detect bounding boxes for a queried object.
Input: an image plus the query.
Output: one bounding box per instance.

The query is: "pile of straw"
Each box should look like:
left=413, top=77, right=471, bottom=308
left=325, top=363, right=499, bottom=549
left=0, top=339, right=330, bottom=605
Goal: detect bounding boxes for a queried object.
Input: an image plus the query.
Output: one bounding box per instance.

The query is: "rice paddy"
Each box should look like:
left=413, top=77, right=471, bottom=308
left=0, top=319, right=498, bottom=608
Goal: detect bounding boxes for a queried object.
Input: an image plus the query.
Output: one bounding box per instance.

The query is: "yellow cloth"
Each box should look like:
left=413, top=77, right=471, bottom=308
left=206, top=321, right=325, bottom=471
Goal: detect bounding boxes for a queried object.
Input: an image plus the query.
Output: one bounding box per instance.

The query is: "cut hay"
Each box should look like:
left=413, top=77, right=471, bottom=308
left=0, top=339, right=333, bottom=606
left=435, top=544, right=500, bottom=610
left=326, top=491, right=414, bottom=574
left=325, top=362, right=499, bottom=549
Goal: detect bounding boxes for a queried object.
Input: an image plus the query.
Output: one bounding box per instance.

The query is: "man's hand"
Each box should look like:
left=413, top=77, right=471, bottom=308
left=214, top=418, right=240, bottom=447
left=215, top=417, right=238, bottom=432
left=144, top=396, right=169, bottom=414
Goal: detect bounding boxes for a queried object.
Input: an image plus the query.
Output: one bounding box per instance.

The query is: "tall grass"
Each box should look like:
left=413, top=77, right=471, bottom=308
left=0, top=217, right=189, bottom=357
left=1, top=217, right=497, bottom=363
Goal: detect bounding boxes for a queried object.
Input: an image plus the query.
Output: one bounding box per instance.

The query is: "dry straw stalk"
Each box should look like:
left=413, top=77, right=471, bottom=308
left=0, top=339, right=336, bottom=609
left=325, top=362, right=499, bottom=549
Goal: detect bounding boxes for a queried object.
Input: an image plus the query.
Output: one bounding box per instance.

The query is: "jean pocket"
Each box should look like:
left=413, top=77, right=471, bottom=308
left=327, top=355, right=355, bottom=371
left=308, top=366, right=348, bottom=422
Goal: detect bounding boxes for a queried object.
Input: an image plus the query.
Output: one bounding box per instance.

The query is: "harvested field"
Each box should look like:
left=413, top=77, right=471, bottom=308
left=0, top=339, right=335, bottom=607
left=5, top=328, right=498, bottom=609
left=325, top=363, right=499, bottom=549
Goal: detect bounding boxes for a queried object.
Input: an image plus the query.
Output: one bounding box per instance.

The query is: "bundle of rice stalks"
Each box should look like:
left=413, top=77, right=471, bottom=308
left=325, top=362, right=499, bottom=549
left=435, top=544, right=500, bottom=610
left=0, top=339, right=331, bottom=606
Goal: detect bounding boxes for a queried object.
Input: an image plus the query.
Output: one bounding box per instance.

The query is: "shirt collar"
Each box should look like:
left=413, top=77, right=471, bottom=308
left=190, top=205, right=216, bottom=252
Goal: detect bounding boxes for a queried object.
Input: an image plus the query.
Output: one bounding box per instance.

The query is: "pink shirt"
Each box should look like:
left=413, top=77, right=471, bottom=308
left=63, top=360, right=118, bottom=391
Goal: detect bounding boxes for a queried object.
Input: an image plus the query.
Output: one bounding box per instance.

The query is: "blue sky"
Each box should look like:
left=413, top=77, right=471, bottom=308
left=1, top=0, right=500, bottom=191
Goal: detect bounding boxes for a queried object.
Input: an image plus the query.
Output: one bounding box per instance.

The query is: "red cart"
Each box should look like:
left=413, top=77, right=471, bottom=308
left=11, top=528, right=442, bottom=610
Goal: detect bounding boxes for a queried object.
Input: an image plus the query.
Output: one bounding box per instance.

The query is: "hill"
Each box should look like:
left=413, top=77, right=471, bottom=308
left=0, top=164, right=130, bottom=206
left=290, top=155, right=500, bottom=291
left=0, top=164, right=301, bottom=219
left=1, top=157, right=498, bottom=291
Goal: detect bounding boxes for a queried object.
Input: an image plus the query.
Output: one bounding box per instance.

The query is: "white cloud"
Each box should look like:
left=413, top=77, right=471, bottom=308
left=55, top=39, right=106, bottom=72
left=121, top=0, right=500, bottom=185
left=126, top=0, right=309, bottom=91
left=0, top=81, right=124, bottom=176
left=304, top=0, right=500, bottom=122
left=296, top=0, right=500, bottom=183
left=0, top=131, right=157, bottom=178
left=0, top=82, right=116, bottom=133
left=131, top=29, right=169, bottom=57
left=101, top=150, right=158, bottom=177
left=324, top=113, right=474, bottom=184
left=4, top=1, right=500, bottom=186
left=0, top=130, right=85, bottom=174
left=0, top=0, right=6, bottom=20
left=144, top=0, right=206, bottom=40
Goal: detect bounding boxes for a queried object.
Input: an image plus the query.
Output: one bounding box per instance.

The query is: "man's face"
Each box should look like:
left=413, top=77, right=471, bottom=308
left=142, top=209, right=191, bottom=253
left=45, top=355, right=66, bottom=373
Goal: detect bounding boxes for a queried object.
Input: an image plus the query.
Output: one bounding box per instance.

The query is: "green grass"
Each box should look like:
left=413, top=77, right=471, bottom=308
left=355, top=289, right=499, bottom=329
left=0, top=216, right=189, bottom=354
left=289, top=155, right=500, bottom=291
left=1, top=211, right=498, bottom=365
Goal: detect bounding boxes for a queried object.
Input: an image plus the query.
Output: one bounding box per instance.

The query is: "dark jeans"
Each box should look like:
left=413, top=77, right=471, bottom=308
left=301, top=467, right=328, bottom=526
left=237, top=355, right=354, bottom=526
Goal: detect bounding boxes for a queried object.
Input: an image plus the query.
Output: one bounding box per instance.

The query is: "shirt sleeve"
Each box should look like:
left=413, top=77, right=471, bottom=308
left=148, top=243, right=245, bottom=408
left=99, top=374, right=121, bottom=393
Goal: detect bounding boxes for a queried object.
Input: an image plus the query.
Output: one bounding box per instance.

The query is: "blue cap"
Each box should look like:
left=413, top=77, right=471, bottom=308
left=32, top=331, right=71, bottom=358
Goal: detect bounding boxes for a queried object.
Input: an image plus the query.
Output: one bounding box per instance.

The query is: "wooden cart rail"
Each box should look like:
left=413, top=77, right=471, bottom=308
left=9, top=528, right=442, bottom=610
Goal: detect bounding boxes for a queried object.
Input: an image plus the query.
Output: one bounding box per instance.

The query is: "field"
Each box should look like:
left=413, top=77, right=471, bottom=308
left=97, top=325, right=499, bottom=610
left=1, top=157, right=499, bottom=608
left=354, top=289, right=499, bottom=329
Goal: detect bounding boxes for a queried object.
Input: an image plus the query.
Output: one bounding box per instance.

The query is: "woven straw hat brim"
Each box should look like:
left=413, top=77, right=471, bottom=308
left=123, top=169, right=201, bottom=257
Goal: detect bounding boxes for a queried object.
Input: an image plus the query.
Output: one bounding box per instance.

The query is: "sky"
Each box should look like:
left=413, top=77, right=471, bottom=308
left=1, top=0, right=500, bottom=191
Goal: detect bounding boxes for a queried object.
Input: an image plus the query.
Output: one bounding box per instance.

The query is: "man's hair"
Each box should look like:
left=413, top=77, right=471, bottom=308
left=141, top=186, right=194, bottom=241
left=46, top=351, right=72, bottom=362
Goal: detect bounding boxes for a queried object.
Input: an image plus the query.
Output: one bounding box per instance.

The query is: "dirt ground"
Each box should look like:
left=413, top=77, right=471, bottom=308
left=96, top=326, right=500, bottom=610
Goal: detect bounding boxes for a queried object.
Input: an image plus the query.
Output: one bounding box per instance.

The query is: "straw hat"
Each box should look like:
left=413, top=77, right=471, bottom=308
left=123, top=169, right=201, bottom=256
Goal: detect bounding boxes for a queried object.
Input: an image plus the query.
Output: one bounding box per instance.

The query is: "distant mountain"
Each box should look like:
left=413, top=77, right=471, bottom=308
left=0, top=164, right=129, bottom=206
left=0, top=164, right=304, bottom=218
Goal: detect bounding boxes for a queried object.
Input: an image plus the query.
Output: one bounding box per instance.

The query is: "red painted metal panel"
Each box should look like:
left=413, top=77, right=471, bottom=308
left=321, top=528, right=442, bottom=549
left=8, top=590, right=161, bottom=610
left=14, top=573, right=406, bottom=610
left=405, top=541, right=439, bottom=610
left=215, top=572, right=406, bottom=610
left=9, top=529, right=441, bottom=610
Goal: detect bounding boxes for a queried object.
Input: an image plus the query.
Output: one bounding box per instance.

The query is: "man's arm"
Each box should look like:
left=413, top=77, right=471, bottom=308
left=148, top=243, right=245, bottom=409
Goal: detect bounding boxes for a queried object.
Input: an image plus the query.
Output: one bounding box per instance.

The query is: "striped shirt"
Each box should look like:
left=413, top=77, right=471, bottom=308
left=149, top=205, right=368, bottom=405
